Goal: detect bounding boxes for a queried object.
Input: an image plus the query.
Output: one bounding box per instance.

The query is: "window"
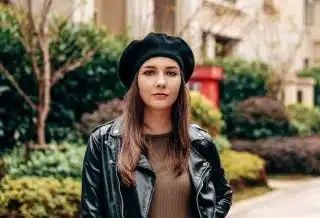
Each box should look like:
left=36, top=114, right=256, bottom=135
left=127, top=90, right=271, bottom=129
left=313, top=42, right=320, bottom=65
left=304, top=58, right=310, bottom=68
left=215, top=35, right=237, bottom=57
left=297, top=90, right=303, bottom=103
left=304, top=0, right=313, bottom=25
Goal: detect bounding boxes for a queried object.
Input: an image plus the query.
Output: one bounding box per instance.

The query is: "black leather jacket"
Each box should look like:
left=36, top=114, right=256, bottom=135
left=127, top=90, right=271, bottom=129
left=81, top=117, right=232, bottom=218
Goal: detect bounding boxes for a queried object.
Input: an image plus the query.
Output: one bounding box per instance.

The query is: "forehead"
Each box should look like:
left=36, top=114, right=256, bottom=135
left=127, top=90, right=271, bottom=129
left=140, top=57, right=180, bottom=69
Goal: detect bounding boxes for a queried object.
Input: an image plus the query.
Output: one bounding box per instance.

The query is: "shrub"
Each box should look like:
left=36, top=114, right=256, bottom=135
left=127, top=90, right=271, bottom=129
left=286, top=104, right=320, bottom=136
left=4, top=143, right=86, bottom=179
left=190, top=91, right=224, bottom=135
left=221, top=150, right=266, bottom=190
left=0, top=5, right=129, bottom=150
left=213, top=135, right=231, bottom=153
left=78, top=98, right=124, bottom=136
left=211, top=57, right=270, bottom=138
left=230, top=96, right=291, bottom=139
left=0, top=176, right=81, bottom=218
left=231, top=136, right=320, bottom=174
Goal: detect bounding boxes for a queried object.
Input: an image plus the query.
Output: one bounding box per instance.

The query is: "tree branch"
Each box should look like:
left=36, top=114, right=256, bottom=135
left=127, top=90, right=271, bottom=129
left=51, top=48, right=97, bottom=85
left=0, top=63, right=38, bottom=111
left=176, top=0, right=205, bottom=36
left=39, top=0, right=53, bottom=39
left=26, top=0, right=44, bottom=49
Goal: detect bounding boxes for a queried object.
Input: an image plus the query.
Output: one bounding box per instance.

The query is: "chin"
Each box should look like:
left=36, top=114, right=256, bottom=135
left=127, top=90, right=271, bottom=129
left=145, top=102, right=173, bottom=110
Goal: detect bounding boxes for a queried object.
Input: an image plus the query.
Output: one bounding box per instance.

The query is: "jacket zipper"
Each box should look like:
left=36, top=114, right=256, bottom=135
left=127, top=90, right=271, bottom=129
left=115, top=167, right=124, bottom=218
left=196, top=164, right=210, bottom=218
left=114, top=139, right=124, bottom=218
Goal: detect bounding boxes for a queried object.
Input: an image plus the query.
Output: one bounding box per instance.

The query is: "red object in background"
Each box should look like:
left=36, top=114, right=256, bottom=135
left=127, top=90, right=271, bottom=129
left=189, top=65, right=224, bottom=107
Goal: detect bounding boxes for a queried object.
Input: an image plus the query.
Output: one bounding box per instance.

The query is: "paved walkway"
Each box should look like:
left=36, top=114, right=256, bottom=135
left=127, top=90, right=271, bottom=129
left=227, top=178, right=320, bottom=218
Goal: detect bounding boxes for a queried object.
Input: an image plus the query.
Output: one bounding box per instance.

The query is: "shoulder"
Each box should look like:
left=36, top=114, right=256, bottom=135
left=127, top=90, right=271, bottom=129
left=85, top=118, right=119, bottom=155
left=89, top=117, right=119, bottom=140
left=189, top=123, right=213, bottom=142
left=189, top=123, right=219, bottom=154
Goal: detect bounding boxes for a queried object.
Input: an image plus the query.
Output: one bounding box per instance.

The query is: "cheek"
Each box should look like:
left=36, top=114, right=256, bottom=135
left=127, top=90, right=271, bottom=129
left=138, top=77, right=150, bottom=102
left=171, top=78, right=182, bottom=98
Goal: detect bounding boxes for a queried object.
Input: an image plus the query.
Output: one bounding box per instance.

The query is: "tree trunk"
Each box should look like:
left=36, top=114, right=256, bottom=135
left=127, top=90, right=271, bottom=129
left=36, top=40, right=51, bottom=146
left=37, top=110, right=46, bottom=146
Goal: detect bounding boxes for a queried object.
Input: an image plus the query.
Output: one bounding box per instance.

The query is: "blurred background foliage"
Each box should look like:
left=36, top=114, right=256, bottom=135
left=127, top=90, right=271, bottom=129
left=0, top=6, right=129, bottom=151
left=0, top=176, right=81, bottom=218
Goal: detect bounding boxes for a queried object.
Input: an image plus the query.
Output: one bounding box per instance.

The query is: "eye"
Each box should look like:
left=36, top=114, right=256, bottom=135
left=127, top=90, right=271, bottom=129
left=143, top=70, right=155, bottom=76
left=166, top=71, right=178, bottom=76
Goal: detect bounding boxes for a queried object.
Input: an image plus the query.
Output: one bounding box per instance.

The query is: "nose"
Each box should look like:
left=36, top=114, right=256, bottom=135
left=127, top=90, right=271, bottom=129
left=155, top=73, right=166, bottom=88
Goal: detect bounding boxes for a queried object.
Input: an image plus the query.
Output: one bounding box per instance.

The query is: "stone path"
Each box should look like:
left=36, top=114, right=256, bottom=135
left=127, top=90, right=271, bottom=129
left=227, top=178, right=320, bottom=218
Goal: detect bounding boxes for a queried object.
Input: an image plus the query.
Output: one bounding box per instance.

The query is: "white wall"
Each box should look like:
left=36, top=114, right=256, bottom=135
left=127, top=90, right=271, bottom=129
left=284, top=76, right=315, bottom=106
left=73, top=0, right=95, bottom=23
left=235, top=0, right=306, bottom=74
left=126, top=0, right=154, bottom=39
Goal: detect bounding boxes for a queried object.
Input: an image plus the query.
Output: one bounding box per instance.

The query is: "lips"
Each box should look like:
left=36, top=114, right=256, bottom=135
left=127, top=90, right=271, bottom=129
left=152, top=93, right=168, bottom=99
left=152, top=93, right=168, bottom=96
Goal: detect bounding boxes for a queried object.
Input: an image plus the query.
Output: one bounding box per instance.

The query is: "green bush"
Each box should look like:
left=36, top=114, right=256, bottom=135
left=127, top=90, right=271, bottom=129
left=287, top=104, right=320, bottom=136
left=0, top=176, right=81, bottom=218
left=190, top=91, right=224, bottom=135
left=0, top=5, right=128, bottom=150
left=221, top=150, right=266, bottom=189
left=213, top=135, right=231, bottom=153
left=4, top=143, right=85, bottom=179
left=208, top=58, right=270, bottom=138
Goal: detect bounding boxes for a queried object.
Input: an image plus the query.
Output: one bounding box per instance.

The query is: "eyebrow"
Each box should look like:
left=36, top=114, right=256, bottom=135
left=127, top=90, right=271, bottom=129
left=142, top=66, right=179, bottom=69
left=143, top=66, right=157, bottom=69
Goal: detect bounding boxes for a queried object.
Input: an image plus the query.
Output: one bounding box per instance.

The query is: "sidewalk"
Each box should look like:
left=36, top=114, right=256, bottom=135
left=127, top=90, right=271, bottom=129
left=227, top=178, right=320, bottom=218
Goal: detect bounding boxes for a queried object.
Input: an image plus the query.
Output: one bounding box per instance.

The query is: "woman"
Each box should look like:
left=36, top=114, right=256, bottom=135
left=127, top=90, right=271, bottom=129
left=81, top=33, right=232, bottom=218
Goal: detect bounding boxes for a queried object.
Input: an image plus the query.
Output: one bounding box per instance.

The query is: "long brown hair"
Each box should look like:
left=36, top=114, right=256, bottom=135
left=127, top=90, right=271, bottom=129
left=118, top=73, right=192, bottom=185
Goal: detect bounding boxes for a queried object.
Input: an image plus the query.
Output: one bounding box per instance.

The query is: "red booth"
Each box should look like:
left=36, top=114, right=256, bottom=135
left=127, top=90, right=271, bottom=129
left=188, top=65, right=224, bottom=107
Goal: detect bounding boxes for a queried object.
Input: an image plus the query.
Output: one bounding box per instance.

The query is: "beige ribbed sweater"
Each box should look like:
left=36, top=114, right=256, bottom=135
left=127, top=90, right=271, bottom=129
left=145, top=131, right=192, bottom=218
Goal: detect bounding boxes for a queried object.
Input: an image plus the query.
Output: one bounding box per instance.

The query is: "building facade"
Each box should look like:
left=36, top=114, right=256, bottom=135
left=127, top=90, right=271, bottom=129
left=79, top=0, right=320, bottom=107
left=7, top=0, right=318, bottom=106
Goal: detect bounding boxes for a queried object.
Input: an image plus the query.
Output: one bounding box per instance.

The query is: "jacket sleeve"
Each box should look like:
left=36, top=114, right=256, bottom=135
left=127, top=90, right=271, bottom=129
left=209, top=140, right=233, bottom=218
left=81, top=132, right=103, bottom=218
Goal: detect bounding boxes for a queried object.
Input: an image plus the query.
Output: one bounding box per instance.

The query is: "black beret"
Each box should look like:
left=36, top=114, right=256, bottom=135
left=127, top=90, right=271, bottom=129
left=118, top=32, right=195, bottom=89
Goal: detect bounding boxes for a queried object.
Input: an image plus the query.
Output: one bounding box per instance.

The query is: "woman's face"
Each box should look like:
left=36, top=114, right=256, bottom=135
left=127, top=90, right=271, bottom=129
left=138, top=57, right=182, bottom=110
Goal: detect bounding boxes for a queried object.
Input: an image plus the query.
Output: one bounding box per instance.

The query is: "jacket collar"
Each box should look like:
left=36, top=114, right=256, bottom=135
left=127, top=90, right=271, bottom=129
left=109, top=116, right=209, bottom=142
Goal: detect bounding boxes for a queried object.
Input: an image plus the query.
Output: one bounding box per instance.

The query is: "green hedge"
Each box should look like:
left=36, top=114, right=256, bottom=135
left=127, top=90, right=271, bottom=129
left=189, top=91, right=224, bottom=135
left=0, top=176, right=81, bottom=218
left=221, top=150, right=266, bottom=189
left=287, top=104, right=320, bottom=136
left=0, top=6, right=128, bottom=150
left=3, top=143, right=85, bottom=179
left=213, top=135, right=231, bottom=153
left=210, top=57, right=270, bottom=139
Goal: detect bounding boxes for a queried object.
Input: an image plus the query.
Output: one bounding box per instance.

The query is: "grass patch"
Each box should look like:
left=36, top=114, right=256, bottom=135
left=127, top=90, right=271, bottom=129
left=267, top=174, right=319, bottom=181
left=233, top=186, right=273, bottom=202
